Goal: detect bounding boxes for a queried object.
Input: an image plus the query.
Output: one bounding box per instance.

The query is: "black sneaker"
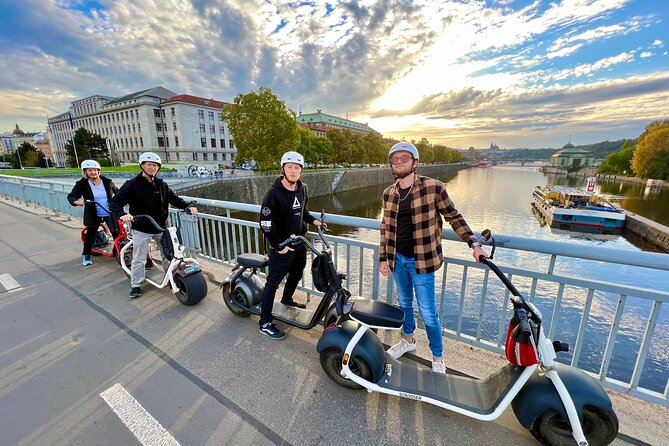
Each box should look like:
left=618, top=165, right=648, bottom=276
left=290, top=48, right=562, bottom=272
left=129, top=287, right=141, bottom=299
left=281, top=299, right=306, bottom=309
left=259, top=323, right=286, bottom=340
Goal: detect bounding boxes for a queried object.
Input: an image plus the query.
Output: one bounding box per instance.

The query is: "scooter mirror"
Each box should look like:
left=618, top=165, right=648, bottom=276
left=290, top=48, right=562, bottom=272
left=481, top=229, right=491, bottom=241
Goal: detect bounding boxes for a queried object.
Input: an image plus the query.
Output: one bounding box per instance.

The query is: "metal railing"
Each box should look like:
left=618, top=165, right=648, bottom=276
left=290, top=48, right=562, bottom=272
left=1, top=175, right=668, bottom=407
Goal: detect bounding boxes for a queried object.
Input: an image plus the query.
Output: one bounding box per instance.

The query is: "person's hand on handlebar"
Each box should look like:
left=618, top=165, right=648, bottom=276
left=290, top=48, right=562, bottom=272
left=185, top=206, right=198, bottom=216
left=473, top=245, right=487, bottom=263
left=74, top=199, right=84, bottom=206
left=120, top=214, right=134, bottom=223
left=314, top=219, right=326, bottom=230
left=278, top=245, right=294, bottom=254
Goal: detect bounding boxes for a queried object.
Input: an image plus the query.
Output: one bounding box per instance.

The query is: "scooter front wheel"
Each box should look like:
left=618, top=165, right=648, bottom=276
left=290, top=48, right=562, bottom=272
left=174, top=272, right=207, bottom=306
left=530, top=407, right=618, bottom=446
left=319, top=347, right=372, bottom=390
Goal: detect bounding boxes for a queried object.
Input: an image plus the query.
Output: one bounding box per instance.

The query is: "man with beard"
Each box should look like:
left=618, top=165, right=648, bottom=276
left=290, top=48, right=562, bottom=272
left=258, top=151, right=324, bottom=340
left=378, top=142, right=487, bottom=373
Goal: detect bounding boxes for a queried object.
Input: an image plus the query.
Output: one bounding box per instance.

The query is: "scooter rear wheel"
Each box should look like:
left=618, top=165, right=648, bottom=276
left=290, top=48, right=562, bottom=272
left=174, top=273, right=207, bottom=306
left=222, top=284, right=251, bottom=317
left=319, top=347, right=372, bottom=390
left=530, top=407, right=618, bottom=446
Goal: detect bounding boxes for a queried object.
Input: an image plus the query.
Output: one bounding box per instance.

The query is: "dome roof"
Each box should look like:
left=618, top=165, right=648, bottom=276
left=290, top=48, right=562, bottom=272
left=12, top=124, right=25, bottom=135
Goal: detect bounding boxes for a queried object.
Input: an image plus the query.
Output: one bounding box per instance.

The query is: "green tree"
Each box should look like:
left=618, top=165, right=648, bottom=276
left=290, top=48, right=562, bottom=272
left=326, top=129, right=350, bottom=165
left=64, top=128, right=110, bottom=167
left=414, top=138, right=434, bottom=164
left=222, top=87, right=300, bottom=171
left=297, top=127, right=333, bottom=166
left=15, top=142, right=46, bottom=167
left=632, top=120, right=669, bottom=180
left=598, top=140, right=634, bottom=174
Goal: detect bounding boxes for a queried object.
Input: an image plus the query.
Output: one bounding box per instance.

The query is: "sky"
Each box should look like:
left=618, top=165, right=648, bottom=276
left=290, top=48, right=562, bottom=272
left=0, top=0, right=668, bottom=149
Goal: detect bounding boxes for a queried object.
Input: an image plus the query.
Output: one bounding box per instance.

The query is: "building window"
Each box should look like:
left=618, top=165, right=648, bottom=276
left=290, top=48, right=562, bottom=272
left=208, top=111, right=214, bottom=120
left=175, top=136, right=179, bottom=147
left=211, top=138, right=216, bottom=148
left=222, top=153, right=226, bottom=161
left=220, top=139, right=225, bottom=148
left=201, top=138, right=206, bottom=148
left=157, top=137, right=165, bottom=147
left=203, top=153, right=208, bottom=161
left=199, top=124, right=205, bottom=132
left=198, top=110, right=204, bottom=120
left=156, top=123, right=162, bottom=132
left=210, top=125, right=216, bottom=133
left=138, top=123, right=141, bottom=131
left=171, top=107, right=175, bottom=116
left=173, top=122, right=177, bottom=131
left=176, top=152, right=180, bottom=161
left=165, top=137, right=169, bottom=147
left=193, top=152, right=198, bottom=161
left=213, top=153, right=217, bottom=161
left=154, top=109, right=161, bottom=118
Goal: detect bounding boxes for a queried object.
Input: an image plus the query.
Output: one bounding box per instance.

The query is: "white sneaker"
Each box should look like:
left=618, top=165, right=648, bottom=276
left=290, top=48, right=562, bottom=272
left=387, top=338, right=417, bottom=359
left=432, top=361, right=446, bottom=374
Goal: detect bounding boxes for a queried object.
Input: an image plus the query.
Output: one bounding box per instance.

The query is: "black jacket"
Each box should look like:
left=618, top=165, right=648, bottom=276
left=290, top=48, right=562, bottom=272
left=260, top=176, right=316, bottom=249
left=110, top=174, right=190, bottom=234
left=67, top=176, right=117, bottom=226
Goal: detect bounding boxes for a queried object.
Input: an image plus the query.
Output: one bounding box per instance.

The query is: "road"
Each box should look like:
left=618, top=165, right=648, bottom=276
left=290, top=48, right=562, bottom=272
left=0, top=201, right=635, bottom=446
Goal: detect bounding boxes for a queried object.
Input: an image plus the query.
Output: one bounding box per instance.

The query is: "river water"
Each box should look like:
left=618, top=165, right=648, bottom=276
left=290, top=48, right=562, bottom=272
left=207, top=166, right=669, bottom=392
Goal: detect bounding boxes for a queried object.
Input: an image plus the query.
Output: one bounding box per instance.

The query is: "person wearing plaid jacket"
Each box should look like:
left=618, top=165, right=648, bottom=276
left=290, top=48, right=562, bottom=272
left=379, top=142, right=487, bottom=374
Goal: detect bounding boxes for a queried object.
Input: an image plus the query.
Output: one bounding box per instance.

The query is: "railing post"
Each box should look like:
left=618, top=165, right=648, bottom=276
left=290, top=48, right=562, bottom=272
left=179, top=213, right=200, bottom=258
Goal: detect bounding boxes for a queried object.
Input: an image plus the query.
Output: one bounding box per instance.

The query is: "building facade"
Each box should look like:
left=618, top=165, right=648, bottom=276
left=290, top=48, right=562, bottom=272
left=296, top=111, right=376, bottom=136
left=47, top=86, right=236, bottom=167
left=550, top=143, right=594, bottom=170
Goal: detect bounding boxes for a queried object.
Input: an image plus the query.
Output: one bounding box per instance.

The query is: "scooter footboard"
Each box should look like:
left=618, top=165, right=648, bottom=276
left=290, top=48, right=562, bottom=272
left=317, top=320, right=386, bottom=383
left=511, top=362, right=614, bottom=429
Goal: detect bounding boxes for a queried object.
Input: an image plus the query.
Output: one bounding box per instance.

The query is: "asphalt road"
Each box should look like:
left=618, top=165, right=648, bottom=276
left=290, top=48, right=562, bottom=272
left=0, top=201, right=593, bottom=446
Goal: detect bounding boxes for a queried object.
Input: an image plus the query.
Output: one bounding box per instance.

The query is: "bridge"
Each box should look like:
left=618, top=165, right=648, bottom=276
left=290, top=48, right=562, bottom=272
left=1, top=174, right=668, bottom=445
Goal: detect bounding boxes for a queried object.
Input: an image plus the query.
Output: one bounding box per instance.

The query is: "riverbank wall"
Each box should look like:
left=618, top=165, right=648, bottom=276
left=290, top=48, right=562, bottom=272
left=624, top=211, right=669, bottom=253
left=179, top=163, right=468, bottom=203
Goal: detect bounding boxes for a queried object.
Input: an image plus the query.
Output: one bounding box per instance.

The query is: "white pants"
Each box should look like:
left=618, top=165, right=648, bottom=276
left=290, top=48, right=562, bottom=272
left=130, top=230, right=165, bottom=287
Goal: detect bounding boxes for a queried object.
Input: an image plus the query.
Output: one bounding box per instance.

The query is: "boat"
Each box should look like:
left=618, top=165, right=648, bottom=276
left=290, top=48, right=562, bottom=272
left=531, top=185, right=625, bottom=233
left=476, top=160, right=493, bottom=168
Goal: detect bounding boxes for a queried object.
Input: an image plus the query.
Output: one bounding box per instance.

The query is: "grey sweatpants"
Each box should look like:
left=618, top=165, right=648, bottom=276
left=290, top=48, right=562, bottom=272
left=130, top=230, right=165, bottom=288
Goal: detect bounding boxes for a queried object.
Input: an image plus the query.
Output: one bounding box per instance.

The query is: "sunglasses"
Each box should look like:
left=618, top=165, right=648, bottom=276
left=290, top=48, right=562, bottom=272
left=390, top=154, right=413, bottom=165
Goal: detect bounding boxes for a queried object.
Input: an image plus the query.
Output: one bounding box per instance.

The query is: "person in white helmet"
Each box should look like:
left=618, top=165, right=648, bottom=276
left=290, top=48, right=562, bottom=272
left=67, top=159, right=118, bottom=266
left=257, top=151, right=324, bottom=339
left=110, top=152, right=197, bottom=299
left=378, top=142, right=487, bottom=374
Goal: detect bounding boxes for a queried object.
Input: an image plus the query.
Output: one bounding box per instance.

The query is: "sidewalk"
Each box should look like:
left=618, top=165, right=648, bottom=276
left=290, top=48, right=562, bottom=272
left=1, top=194, right=667, bottom=445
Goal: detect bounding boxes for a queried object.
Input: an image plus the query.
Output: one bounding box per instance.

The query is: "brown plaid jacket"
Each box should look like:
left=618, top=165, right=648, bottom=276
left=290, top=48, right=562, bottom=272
left=379, top=174, right=478, bottom=274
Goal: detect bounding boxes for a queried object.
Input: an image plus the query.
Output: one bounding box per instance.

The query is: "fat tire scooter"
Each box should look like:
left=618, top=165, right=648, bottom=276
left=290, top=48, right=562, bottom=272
left=222, top=216, right=352, bottom=330
left=317, top=229, right=618, bottom=446
left=81, top=201, right=129, bottom=260
left=118, top=204, right=207, bottom=306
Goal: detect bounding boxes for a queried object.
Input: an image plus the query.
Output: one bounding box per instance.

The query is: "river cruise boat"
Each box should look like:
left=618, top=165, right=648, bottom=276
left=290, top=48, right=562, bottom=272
left=531, top=185, right=625, bottom=232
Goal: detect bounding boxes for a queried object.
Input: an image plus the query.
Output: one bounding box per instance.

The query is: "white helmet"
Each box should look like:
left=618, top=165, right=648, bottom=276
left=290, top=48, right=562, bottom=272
left=389, top=142, right=419, bottom=160
left=139, top=152, right=162, bottom=166
left=280, top=151, right=304, bottom=167
left=81, top=159, right=101, bottom=170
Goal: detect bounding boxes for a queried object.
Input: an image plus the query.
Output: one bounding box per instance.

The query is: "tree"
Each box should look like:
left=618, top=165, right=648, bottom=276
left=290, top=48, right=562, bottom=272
left=64, top=128, right=110, bottom=167
left=598, top=141, right=634, bottom=174
left=631, top=120, right=669, bottom=180
left=326, top=129, right=350, bottom=165
left=297, top=127, right=333, bottom=166
left=14, top=142, right=46, bottom=168
left=222, top=87, right=300, bottom=171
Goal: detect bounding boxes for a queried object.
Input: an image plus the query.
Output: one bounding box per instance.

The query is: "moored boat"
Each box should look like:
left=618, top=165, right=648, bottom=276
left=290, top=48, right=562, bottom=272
left=531, top=185, right=625, bottom=233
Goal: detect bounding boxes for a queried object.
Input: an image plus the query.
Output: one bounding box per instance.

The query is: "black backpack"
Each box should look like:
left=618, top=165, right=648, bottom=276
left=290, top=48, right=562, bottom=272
left=311, top=255, right=329, bottom=292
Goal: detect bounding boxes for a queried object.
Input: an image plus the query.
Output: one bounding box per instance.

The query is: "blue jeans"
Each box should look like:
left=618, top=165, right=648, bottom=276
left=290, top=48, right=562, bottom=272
left=392, top=252, right=443, bottom=359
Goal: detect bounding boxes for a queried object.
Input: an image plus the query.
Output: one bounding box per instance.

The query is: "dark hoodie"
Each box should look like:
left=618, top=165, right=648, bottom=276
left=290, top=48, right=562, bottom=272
left=110, top=173, right=189, bottom=234
left=260, top=176, right=316, bottom=249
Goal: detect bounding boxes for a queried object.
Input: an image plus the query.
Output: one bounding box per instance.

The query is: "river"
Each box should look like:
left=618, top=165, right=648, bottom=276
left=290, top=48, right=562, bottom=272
left=204, top=165, right=669, bottom=393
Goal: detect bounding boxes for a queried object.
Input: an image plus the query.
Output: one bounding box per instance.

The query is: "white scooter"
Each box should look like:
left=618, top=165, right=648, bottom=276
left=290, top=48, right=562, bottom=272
left=118, top=205, right=207, bottom=306
left=317, top=229, right=618, bottom=446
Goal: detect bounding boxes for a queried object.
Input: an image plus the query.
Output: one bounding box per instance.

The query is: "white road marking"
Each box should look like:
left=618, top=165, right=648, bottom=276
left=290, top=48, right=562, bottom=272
left=100, top=383, right=180, bottom=446
left=0, top=273, right=21, bottom=292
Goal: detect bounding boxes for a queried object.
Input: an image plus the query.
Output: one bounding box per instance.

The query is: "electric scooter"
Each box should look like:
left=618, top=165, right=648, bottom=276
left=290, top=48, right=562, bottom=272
left=222, top=215, right=353, bottom=329
left=81, top=201, right=131, bottom=260
left=317, top=229, right=618, bottom=446
left=118, top=204, right=207, bottom=306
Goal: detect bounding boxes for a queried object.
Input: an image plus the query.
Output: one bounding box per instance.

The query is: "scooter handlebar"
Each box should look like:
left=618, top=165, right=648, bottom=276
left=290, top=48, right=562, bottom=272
left=132, top=214, right=164, bottom=232
left=84, top=200, right=111, bottom=214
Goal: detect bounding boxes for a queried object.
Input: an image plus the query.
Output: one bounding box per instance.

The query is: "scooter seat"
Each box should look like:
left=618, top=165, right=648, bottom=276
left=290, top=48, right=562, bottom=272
left=236, top=253, right=269, bottom=268
left=350, top=299, right=404, bottom=329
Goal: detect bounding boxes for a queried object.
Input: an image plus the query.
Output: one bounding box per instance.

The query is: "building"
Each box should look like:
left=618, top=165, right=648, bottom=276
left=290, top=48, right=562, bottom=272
left=550, top=143, right=594, bottom=170
left=11, top=124, right=39, bottom=150
left=0, top=132, right=14, bottom=156
left=48, top=86, right=237, bottom=167
left=296, top=110, right=376, bottom=136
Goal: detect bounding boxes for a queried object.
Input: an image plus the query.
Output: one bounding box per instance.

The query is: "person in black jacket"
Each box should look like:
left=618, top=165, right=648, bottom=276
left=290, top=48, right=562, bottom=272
left=67, top=160, right=118, bottom=266
left=258, top=151, right=323, bottom=340
left=110, top=152, right=197, bottom=299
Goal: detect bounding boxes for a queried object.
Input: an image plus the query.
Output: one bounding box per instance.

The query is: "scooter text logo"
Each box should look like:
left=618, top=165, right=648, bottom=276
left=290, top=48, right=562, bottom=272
left=399, top=392, right=422, bottom=401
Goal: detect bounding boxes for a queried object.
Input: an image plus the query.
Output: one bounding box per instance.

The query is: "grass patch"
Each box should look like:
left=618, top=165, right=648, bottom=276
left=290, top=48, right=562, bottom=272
left=0, top=165, right=176, bottom=177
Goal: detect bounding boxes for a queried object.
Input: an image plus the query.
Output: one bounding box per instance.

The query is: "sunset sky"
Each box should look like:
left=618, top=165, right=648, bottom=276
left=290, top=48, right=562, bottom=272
left=1, top=0, right=668, bottom=148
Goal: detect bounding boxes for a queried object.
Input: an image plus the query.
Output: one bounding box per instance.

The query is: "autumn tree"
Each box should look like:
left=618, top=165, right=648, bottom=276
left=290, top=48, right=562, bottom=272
left=222, top=87, right=300, bottom=170
left=631, top=120, right=669, bottom=180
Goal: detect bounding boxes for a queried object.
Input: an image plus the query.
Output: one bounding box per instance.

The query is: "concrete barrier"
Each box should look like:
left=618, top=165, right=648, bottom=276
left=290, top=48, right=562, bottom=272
left=624, top=210, right=669, bottom=252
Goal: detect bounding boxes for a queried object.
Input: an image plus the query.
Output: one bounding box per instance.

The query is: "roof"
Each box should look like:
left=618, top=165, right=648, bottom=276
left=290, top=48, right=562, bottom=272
left=296, top=111, right=373, bottom=132
left=162, top=94, right=231, bottom=109
left=552, top=147, right=592, bottom=158
left=105, top=86, right=176, bottom=105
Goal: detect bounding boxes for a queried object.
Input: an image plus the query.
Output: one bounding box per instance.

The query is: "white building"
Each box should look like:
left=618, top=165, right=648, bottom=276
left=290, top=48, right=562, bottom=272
left=48, top=86, right=236, bottom=167
left=0, top=132, right=14, bottom=156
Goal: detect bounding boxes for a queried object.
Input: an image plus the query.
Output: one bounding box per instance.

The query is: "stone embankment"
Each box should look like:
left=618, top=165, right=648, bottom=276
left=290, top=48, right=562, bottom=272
left=180, top=164, right=467, bottom=203
left=624, top=211, right=669, bottom=252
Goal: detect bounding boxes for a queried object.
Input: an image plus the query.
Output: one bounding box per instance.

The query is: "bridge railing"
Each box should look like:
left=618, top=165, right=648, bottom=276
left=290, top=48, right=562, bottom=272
left=1, top=176, right=668, bottom=407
